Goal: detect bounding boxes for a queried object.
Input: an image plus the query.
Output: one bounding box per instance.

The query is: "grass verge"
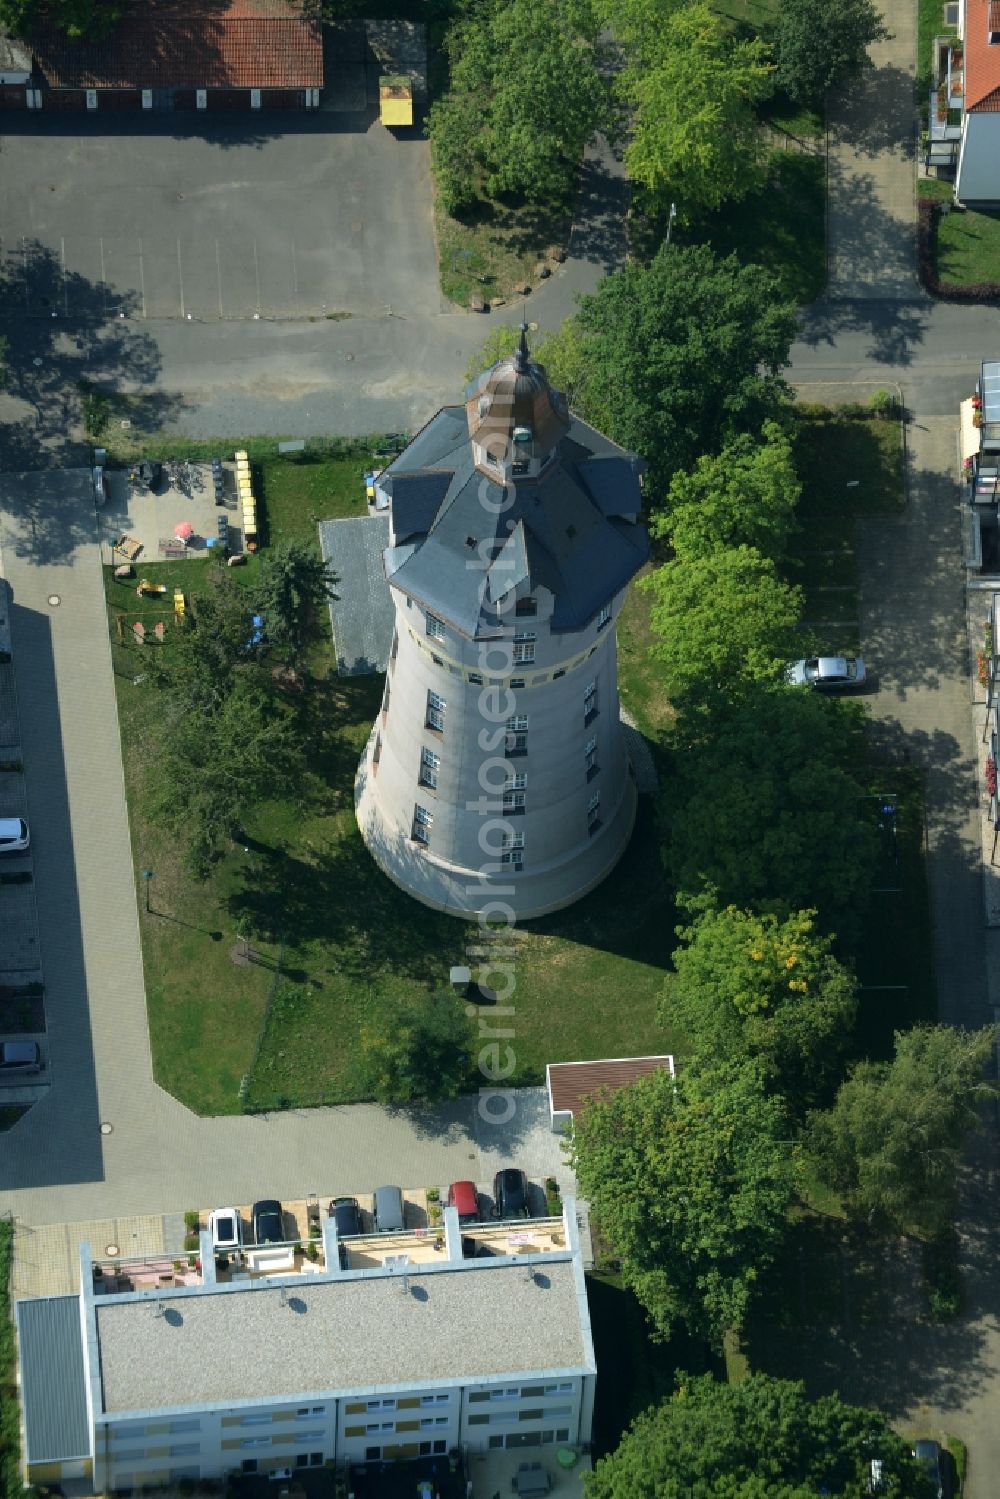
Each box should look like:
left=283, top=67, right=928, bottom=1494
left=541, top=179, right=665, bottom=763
left=0, top=1219, right=20, bottom=1498
left=435, top=198, right=571, bottom=308
left=918, top=0, right=956, bottom=100
left=918, top=181, right=1000, bottom=287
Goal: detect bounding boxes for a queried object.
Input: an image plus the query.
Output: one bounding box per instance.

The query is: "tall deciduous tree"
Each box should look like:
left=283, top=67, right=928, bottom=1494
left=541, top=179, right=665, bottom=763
left=148, top=566, right=267, bottom=713
left=552, top=244, right=796, bottom=501
left=358, top=991, right=475, bottom=1104
left=257, top=538, right=337, bottom=671
left=664, top=687, right=876, bottom=940
left=806, top=1025, right=994, bottom=1234
left=570, top=1062, right=795, bottom=1343
left=663, top=900, right=857, bottom=1114
left=618, top=3, right=774, bottom=220
left=584, top=1373, right=934, bottom=1499
left=653, top=422, right=800, bottom=562
left=777, top=0, right=890, bottom=106
left=645, top=545, right=804, bottom=699
left=429, top=0, right=606, bottom=215
left=0, top=0, right=120, bottom=37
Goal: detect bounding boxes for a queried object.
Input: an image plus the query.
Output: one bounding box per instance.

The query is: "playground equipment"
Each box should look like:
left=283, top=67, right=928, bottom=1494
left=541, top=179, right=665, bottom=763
left=235, top=450, right=257, bottom=546
left=136, top=579, right=168, bottom=597
left=173, top=590, right=186, bottom=620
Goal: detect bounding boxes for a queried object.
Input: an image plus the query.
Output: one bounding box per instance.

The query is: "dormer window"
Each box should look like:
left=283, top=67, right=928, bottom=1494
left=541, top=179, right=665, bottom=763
left=513, top=426, right=532, bottom=445
left=478, top=395, right=490, bottom=419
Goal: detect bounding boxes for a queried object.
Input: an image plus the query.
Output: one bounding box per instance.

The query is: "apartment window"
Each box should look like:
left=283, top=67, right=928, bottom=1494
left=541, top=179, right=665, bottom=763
left=519, top=1410, right=545, bottom=1423
left=467, top=1416, right=489, bottom=1426
left=419, top=1439, right=449, bottom=1456
left=240, top=1438, right=271, bottom=1449
left=506, top=772, right=527, bottom=791
left=503, top=791, right=526, bottom=815
left=242, top=1461, right=259, bottom=1474
left=365, top=1446, right=382, bottom=1461
left=584, top=680, right=597, bottom=724
left=420, top=1417, right=449, bottom=1429
left=501, top=832, right=525, bottom=851
left=426, top=613, right=446, bottom=642
left=597, top=603, right=612, bottom=631
left=544, top=1383, right=573, bottom=1394
left=169, top=1445, right=200, bottom=1458
left=505, top=713, right=528, bottom=757
left=500, top=851, right=523, bottom=870
left=556, top=1429, right=570, bottom=1442
left=419, top=746, right=440, bottom=789
left=426, top=690, right=446, bottom=732
left=240, top=1415, right=271, bottom=1426
left=111, top=1423, right=148, bottom=1441
left=296, top=1406, right=324, bottom=1417
left=585, top=736, right=599, bottom=780
left=513, top=632, right=535, bottom=664
left=488, top=1436, right=505, bottom=1451
left=516, top=596, right=537, bottom=617
left=490, top=1388, right=520, bottom=1402
left=420, top=1394, right=450, bottom=1406
left=294, top=1432, right=324, bottom=1442
left=367, top=1399, right=396, bottom=1411
left=588, top=793, right=601, bottom=835
left=412, top=804, right=433, bottom=844
left=169, top=1421, right=201, bottom=1434
left=366, top=1421, right=394, bottom=1434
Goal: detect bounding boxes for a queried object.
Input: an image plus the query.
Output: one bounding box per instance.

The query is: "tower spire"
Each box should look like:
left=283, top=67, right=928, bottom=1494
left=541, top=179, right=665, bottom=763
left=515, top=317, right=530, bottom=373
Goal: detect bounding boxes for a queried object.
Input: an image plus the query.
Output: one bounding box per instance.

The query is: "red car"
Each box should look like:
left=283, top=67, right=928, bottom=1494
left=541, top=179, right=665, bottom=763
left=447, top=1180, right=480, bottom=1225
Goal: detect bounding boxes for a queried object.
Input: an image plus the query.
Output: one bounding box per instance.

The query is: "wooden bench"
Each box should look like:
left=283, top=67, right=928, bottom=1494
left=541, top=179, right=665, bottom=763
left=159, top=538, right=187, bottom=558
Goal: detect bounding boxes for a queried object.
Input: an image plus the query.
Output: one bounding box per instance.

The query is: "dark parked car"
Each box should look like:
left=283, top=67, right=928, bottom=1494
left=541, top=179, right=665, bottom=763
left=493, top=1168, right=530, bottom=1219
left=447, top=1180, right=480, bottom=1225
left=373, top=1185, right=405, bottom=1233
left=330, top=1197, right=363, bottom=1238
left=251, top=1199, right=285, bottom=1245
left=912, top=1441, right=943, bottom=1499
left=0, top=1040, right=40, bottom=1074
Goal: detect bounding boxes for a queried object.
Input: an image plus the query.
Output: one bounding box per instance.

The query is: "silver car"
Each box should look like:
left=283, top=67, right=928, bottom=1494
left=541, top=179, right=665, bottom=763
left=786, top=655, right=866, bottom=690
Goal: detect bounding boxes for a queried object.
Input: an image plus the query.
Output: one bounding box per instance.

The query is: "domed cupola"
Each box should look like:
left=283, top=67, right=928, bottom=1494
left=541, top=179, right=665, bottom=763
left=465, top=323, right=571, bottom=480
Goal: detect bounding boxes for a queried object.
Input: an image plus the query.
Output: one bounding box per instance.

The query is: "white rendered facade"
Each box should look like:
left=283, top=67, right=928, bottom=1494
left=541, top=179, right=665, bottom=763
left=355, top=333, right=649, bottom=919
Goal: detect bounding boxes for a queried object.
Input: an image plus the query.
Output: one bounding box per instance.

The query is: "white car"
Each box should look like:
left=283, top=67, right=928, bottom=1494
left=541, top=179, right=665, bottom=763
left=0, top=817, right=29, bottom=854
left=208, top=1208, right=243, bottom=1252
left=786, top=655, right=866, bottom=691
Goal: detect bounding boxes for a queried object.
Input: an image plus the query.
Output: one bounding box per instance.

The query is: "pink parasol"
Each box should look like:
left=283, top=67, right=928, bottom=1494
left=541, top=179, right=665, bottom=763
left=174, top=521, right=194, bottom=541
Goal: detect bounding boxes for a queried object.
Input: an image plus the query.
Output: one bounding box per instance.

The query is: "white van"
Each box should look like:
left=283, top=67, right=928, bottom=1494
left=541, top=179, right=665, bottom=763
left=0, top=818, right=29, bottom=854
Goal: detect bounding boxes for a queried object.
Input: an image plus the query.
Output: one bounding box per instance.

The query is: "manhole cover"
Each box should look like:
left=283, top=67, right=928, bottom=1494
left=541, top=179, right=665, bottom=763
left=105, top=1243, right=119, bottom=1256
left=47, top=594, right=60, bottom=607
left=100, top=1121, right=113, bottom=1135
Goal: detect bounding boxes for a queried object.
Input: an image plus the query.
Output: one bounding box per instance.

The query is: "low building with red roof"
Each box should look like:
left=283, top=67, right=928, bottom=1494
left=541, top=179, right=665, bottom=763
left=1, top=0, right=322, bottom=114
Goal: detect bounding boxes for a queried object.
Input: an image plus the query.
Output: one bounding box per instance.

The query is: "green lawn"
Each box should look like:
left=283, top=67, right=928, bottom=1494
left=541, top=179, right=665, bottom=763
left=112, top=449, right=677, bottom=1115
left=0, top=1220, right=21, bottom=1499
left=920, top=180, right=1000, bottom=286
left=788, top=410, right=904, bottom=652
left=700, top=150, right=826, bottom=304
left=436, top=199, right=571, bottom=308
left=918, top=0, right=956, bottom=99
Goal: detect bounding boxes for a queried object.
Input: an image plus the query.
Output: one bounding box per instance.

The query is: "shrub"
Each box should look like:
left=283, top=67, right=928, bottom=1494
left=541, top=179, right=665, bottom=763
left=869, top=389, right=898, bottom=417
left=184, top=1209, right=201, bottom=1231
left=183, top=1233, right=200, bottom=1252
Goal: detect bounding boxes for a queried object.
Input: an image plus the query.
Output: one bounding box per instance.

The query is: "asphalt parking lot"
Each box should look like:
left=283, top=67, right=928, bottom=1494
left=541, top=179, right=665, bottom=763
left=0, top=113, right=442, bottom=320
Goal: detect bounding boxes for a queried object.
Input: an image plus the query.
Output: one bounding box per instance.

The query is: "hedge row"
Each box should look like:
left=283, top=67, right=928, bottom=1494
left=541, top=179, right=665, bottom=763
left=917, top=198, right=1000, bottom=301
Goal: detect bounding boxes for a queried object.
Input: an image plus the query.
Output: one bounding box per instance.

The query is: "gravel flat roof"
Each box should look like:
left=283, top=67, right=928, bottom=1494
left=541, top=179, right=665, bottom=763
left=318, top=514, right=394, bottom=677
left=96, top=1259, right=588, bottom=1411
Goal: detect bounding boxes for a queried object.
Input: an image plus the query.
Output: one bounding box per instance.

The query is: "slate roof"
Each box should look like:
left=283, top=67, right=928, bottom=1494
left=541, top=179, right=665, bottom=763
left=29, top=0, right=323, bottom=90
left=319, top=514, right=394, bottom=677
left=965, top=0, right=1000, bottom=110
left=380, top=366, right=649, bottom=638
left=15, top=1296, right=91, bottom=1463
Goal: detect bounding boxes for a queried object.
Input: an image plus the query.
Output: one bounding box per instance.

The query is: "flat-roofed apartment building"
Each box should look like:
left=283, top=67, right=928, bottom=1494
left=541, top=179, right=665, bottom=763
left=15, top=1199, right=595, bottom=1489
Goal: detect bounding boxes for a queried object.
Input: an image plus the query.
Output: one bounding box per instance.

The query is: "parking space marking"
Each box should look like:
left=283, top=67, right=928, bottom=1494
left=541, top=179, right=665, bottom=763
left=138, top=235, right=146, bottom=318
left=215, top=239, right=223, bottom=320
left=177, top=237, right=185, bottom=319
left=99, top=237, right=107, bottom=317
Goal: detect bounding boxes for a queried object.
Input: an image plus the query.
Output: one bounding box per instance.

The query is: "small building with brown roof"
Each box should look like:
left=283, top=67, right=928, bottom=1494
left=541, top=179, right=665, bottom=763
left=3, top=0, right=322, bottom=114
left=546, top=1054, right=675, bottom=1133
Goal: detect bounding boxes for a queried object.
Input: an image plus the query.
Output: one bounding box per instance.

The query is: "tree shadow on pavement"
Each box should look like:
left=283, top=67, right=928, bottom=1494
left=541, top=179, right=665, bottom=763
left=827, top=64, right=919, bottom=163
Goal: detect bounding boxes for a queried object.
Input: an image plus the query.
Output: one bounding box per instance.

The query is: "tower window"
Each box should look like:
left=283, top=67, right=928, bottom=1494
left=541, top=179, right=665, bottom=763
left=584, top=681, right=597, bottom=724
left=513, top=632, right=535, bottom=664
left=505, top=713, right=528, bottom=754
left=506, top=773, right=527, bottom=791
left=506, top=715, right=528, bottom=732
left=511, top=678, right=526, bottom=689
left=597, top=603, right=612, bottom=631
left=427, top=613, right=446, bottom=642
left=501, top=832, right=525, bottom=850
left=382, top=682, right=391, bottom=718
left=585, top=736, right=599, bottom=779
left=426, top=690, right=446, bottom=732
left=412, top=805, right=433, bottom=844
left=516, top=597, right=537, bottom=617
left=587, top=793, right=601, bottom=835
left=503, top=791, right=526, bottom=815
left=419, top=747, right=440, bottom=789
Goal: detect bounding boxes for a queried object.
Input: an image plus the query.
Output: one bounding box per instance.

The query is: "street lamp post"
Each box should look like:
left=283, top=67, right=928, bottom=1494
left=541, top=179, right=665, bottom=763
left=666, top=202, right=677, bottom=246
left=141, top=868, right=153, bottom=915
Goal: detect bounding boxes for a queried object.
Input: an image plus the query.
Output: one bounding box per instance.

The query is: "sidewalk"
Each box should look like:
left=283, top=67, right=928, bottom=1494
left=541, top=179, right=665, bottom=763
left=825, top=3, right=919, bottom=299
